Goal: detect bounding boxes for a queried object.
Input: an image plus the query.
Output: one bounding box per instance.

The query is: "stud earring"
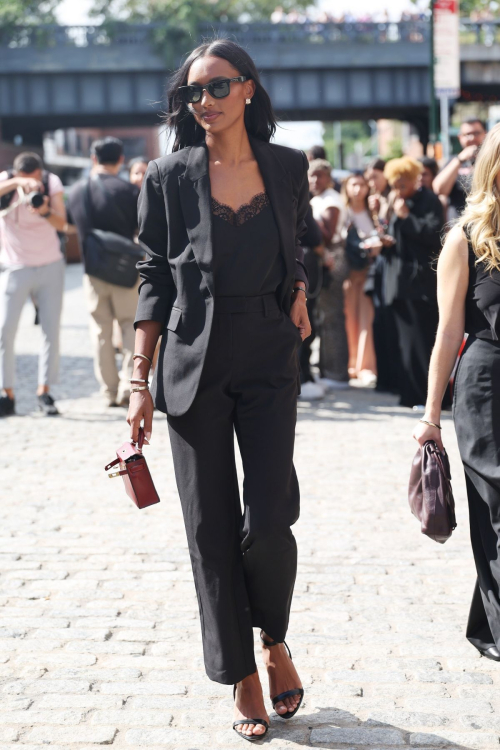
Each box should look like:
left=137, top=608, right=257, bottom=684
left=246, top=98, right=251, bottom=105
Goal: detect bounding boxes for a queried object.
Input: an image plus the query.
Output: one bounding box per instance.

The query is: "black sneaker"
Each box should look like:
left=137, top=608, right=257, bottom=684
left=0, top=394, right=15, bottom=417
left=37, top=393, right=59, bottom=416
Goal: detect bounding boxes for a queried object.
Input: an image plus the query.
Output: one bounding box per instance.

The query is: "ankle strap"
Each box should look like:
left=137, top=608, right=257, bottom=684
left=260, top=631, right=279, bottom=647
left=260, top=631, right=292, bottom=659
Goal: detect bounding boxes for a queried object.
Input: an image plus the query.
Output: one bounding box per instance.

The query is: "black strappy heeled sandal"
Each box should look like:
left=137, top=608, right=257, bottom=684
left=260, top=632, right=304, bottom=720
left=232, top=685, right=269, bottom=742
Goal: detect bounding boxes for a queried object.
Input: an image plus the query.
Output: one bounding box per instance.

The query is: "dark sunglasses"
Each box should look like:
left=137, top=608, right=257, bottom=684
left=179, top=76, right=248, bottom=104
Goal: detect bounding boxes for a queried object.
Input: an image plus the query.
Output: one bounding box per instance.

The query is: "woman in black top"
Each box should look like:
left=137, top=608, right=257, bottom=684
left=414, top=123, right=500, bottom=662
left=384, top=157, right=445, bottom=408
left=127, top=39, right=310, bottom=740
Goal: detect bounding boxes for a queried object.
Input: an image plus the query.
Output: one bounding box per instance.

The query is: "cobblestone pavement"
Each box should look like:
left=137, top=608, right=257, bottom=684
left=1, top=264, right=498, bottom=750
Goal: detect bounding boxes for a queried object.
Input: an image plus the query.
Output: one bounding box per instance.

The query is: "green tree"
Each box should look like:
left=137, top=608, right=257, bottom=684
left=90, top=0, right=310, bottom=66
left=0, top=0, right=61, bottom=40
left=458, top=0, right=500, bottom=15
left=90, top=0, right=310, bottom=29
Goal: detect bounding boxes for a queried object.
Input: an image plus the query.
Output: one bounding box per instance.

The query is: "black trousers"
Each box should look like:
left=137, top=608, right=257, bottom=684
left=167, top=294, right=301, bottom=685
left=393, top=298, right=452, bottom=409
left=373, top=303, right=401, bottom=394
left=453, top=337, right=500, bottom=653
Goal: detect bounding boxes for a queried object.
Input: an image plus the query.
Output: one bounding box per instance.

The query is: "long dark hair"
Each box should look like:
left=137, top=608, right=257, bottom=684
left=166, top=39, right=277, bottom=152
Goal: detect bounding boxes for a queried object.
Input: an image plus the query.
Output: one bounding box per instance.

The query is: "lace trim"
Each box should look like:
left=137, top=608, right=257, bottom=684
left=211, top=191, right=269, bottom=226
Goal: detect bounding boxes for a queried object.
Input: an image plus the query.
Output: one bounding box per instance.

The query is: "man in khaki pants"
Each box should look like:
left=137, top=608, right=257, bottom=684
left=68, top=137, right=140, bottom=407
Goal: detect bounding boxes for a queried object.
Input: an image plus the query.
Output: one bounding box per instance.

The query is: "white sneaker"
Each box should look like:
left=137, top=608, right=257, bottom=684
left=299, top=381, right=325, bottom=400
left=358, top=370, right=377, bottom=387
left=316, top=377, right=350, bottom=391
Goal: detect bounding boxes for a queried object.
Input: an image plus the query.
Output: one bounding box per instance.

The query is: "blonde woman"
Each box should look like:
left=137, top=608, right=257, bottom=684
left=413, top=123, right=500, bottom=662
left=384, top=156, right=445, bottom=408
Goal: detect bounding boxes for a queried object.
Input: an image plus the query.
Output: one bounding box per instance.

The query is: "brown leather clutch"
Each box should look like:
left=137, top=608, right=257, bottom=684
left=105, top=427, right=160, bottom=509
left=408, top=440, right=456, bottom=544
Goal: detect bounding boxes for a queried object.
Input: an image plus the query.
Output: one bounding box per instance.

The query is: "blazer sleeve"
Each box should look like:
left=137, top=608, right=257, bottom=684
left=294, top=151, right=309, bottom=289
left=134, top=162, right=175, bottom=329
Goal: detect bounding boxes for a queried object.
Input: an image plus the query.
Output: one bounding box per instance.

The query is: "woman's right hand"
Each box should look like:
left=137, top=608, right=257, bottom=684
left=412, top=419, right=444, bottom=452
left=127, top=390, right=154, bottom=443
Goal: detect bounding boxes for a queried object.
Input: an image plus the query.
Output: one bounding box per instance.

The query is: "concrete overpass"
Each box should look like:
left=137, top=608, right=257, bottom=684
left=1, top=21, right=499, bottom=145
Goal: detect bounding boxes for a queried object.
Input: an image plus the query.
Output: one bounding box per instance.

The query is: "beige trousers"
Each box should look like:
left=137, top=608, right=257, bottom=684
left=83, top=274, right=138, bottom=403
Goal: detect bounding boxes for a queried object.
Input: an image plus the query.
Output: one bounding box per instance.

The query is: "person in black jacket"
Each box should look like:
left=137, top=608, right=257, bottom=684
left=384, top=157, right=446, bottom=408
left=127, top=39, right=310, bottom=740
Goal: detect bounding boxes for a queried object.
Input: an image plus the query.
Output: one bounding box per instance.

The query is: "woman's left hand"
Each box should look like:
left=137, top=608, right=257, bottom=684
left=290, top=293, right=311, bottom=341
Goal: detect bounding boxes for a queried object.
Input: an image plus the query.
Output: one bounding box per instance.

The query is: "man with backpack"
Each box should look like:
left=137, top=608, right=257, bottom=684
left=0, top=152, right=67, bottom=417
left=68, top=137, right=140, bottom=408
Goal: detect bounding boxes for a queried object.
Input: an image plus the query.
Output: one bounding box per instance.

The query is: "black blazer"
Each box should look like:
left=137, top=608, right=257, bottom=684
left=388, top=187, right=444, bottom=302
left=135, top=136, right=310, bottom=417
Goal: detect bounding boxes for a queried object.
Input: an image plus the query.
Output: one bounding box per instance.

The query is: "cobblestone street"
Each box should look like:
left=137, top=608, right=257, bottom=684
left=1, top=264, right=498, bottom=749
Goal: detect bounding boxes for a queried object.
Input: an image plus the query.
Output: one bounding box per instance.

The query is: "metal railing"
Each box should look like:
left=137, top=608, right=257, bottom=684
left=460, top=18, right=500, bottom=45
left=2, top=19, right=500, bottom=50
left=0, top=24, right=159, bottom=49
left=198, top=20, right=430, bottom=44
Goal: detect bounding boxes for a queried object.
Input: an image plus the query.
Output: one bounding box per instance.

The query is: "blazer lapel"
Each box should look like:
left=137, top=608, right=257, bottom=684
left=251, top=137, right=295, bottom=282
left=178, top=142, right=214, bottom=297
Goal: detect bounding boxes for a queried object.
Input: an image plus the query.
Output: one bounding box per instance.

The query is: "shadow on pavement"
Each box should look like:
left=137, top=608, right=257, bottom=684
left=297, top=388, right=454, bottom=423
left=247, top=706, right=474, bottom=748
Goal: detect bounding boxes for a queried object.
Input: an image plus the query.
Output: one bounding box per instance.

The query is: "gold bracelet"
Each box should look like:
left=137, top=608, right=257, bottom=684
left=130, top=385, right=150, bottom=393
left=133, top=353, right=153, bottom=365
left=419, top=419, right=442, bottom=430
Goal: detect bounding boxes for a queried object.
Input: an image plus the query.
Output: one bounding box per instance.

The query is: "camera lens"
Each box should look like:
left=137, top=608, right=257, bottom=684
left=27, top=191, right=45, bottom=208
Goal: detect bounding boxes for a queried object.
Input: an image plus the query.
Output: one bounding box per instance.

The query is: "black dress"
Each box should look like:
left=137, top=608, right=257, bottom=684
left=166, top=191, right=302, bottom=684
left=453, top=243, right=500, bottom=654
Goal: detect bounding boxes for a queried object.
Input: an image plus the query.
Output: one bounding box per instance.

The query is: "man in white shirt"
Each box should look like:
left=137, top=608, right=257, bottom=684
left=308, top=159, right=350, bottom=388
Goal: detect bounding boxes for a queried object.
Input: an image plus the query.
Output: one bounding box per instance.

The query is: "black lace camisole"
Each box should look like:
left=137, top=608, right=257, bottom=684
left=211, top=191, right=285, bottom=297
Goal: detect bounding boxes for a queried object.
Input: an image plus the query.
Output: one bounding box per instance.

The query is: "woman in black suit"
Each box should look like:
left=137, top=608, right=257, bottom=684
left=127, top=39, right=311, bottom=741
left=384, top=157, right=445, bottom=408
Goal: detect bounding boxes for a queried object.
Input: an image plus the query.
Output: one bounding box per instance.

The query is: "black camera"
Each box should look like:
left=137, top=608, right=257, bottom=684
left=26, top=191, right=45, bottom=209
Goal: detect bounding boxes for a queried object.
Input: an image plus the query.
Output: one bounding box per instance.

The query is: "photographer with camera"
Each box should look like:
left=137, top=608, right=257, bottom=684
left=0, top=152, right=67, bottom=417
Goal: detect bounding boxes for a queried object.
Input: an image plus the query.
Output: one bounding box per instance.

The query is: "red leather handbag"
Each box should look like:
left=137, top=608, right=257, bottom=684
left=105, top=427, right=160, bottom=509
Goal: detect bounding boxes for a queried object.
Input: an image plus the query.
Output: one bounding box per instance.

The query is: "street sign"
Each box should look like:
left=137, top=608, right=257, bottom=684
left=434, top=0, right=460, bottom=98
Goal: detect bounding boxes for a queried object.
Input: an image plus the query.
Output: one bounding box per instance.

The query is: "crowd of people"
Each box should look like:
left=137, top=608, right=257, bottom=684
left=298, top=116, right=487, bottom=408
left=0, top=117, right=488, bottom=417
